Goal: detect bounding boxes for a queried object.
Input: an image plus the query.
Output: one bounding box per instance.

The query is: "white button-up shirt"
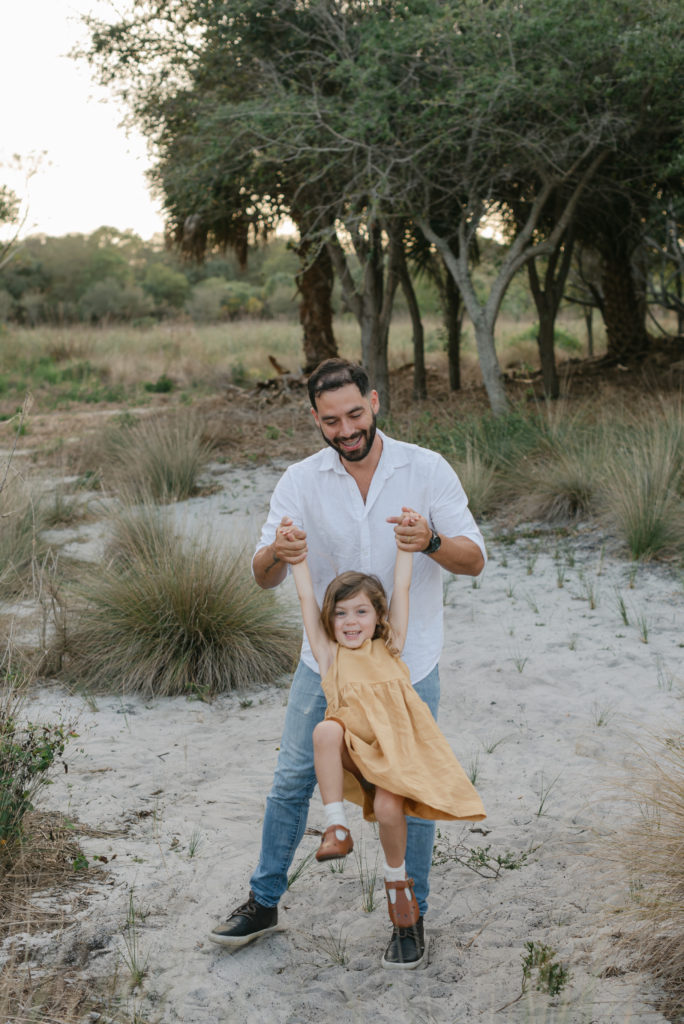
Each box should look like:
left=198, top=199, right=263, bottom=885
left=253, top=431, right=486, bottom=683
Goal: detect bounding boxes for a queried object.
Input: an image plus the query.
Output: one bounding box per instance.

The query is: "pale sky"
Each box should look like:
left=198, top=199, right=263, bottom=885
left=1, top=1, right=166, bottom=240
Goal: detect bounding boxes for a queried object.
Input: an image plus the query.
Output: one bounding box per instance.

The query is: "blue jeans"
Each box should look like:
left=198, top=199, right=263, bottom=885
left=250, top=660, right=440, bottom=917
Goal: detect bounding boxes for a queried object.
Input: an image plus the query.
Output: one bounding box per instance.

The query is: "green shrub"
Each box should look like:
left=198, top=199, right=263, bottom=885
left=62, top=505, right=299, bottom=696
left=144, top=373, right=175, bottom=394
left=0, top=679, right=68, bottom=854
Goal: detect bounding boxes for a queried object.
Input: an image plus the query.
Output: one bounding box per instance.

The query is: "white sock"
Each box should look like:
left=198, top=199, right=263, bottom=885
left=383, top=860, right=406, bottom=904
left=323, top=802, right=347, bottom=839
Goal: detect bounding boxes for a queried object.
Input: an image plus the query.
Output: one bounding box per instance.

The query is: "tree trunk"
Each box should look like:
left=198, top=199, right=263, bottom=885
left=444, top=271, right=463, bottom=391
left=526, top=230, right=575, bottom=400
left=584, top=307, right=594, bottom=357
left=295, top=241, right=338, bottom=372
left=601, top=248, right=649, bottom=361
left=471, top=312, right=509, bottom=416
left=537, top=309, right=559, bottom=399
left=327, top=223, right=398, bottom=414
left=393, top=230, right=426, bottom=400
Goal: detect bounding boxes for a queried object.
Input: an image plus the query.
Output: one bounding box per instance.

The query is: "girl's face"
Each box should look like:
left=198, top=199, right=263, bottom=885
left=333, top=591, right=378, bottom=649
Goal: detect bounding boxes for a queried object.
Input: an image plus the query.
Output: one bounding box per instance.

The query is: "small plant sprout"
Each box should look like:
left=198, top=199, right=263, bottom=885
left=628, top=564, right=638, bottom=589
left=578, top=570, right=598, bottom=610
left=505, top=581, right=516, bottom=599
left=614, top=588, right=630, bottom=626
left=188, top=828, right=202, bottom=858
left=353, top=843, right=380, bottom=913
left=535, top=772, right=561, bottom=817
left=468, top=753, right=480, bottom=785
left=592, top=701, right=614, bottom=728
left=512, top=646, right=529, bottom=674
left=318, top=927, right=349, bottom=967
left=287, top=848, right=316, bottom=889
left=524, top=593, right=540, bottom=615
left=521, top=941, right=570, bottom=997
left=568, top=632, right=578, bottom=651
left=496, top=940, right=571, bottom=1012
left=656, top=656, right=674, bottom=692
left=121, top=890, right=149, bottom=990
left=596, top=544, right=606, bottom=576
left=555, top=560, right=567, bottom=588
left=482, top=733, right=512, bottom=754
left=525, top=547, right=539, bottom=576
left=635, top=609, right=650, bottom=644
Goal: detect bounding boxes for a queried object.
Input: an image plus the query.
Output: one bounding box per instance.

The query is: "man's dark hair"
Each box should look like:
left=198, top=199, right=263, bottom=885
left=307, top=358, right=370, bottom=409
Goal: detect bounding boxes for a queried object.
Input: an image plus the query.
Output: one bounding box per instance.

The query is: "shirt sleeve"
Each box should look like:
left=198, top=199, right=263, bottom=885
left=251, top=466, right=301, bottom=576
left=428, top=454, right=487, bottom=563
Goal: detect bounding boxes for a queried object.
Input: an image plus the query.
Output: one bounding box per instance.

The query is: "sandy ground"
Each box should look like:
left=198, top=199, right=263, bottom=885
left=8, top=461, right=684, bottom=1023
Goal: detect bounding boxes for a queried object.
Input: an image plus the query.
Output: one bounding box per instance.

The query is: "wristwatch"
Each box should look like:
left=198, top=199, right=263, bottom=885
left=422, top=530, right=442, bottom=555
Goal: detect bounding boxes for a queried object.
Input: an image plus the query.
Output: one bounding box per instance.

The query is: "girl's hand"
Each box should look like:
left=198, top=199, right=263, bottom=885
left=387, top=506, right=431, bottom=552
left=275, top=516, right=308, bottom=564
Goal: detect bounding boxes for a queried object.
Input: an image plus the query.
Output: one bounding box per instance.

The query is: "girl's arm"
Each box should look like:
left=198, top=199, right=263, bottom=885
left=288, top=544, right=336, bottom=678
left=388, top=517, right=414, bottom=654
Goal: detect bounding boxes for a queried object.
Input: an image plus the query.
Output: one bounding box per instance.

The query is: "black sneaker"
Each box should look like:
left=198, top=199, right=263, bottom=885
left=381, top=916, right=428, bottom=970
left=208, top=890, right=278, bottom=949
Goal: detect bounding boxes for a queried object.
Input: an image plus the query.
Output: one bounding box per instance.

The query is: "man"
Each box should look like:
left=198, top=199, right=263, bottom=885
left=209, top=358, right=485, bottom=968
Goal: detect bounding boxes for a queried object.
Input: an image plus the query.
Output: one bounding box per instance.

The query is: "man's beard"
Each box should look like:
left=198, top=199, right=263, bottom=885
left=322, top=414, right=377, bottom=463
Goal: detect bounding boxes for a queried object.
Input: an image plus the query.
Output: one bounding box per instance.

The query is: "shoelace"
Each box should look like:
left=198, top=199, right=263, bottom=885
left=232, top=895, right=257, bottom=919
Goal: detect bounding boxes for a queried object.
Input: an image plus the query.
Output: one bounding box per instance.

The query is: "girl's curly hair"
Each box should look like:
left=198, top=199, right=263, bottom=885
left=320, top=571, right=399, bottom=657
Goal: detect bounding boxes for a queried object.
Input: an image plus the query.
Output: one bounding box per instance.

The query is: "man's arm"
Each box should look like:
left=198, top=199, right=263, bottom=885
left=389, top=506, right=485, bottom=577
left=252, top=516, right=308, bottom=590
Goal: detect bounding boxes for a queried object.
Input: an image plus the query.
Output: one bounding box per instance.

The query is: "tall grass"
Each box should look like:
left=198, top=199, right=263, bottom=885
left=617, top=736, right=684, bottom=1021
left=0, top=475, right=50, bottom=599
left=93, top=412, right=215, bottom=502
left=62, top=503, right=299, bottom=696
left=600, top=411, right=684, bottom=560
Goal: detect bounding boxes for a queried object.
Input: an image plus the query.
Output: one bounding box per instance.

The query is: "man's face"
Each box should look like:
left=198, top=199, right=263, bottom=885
left=312, top=383, right=380, bottom=463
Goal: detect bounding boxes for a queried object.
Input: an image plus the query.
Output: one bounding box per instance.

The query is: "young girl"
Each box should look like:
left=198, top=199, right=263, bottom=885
left=287, top=517, right=486, bottom=931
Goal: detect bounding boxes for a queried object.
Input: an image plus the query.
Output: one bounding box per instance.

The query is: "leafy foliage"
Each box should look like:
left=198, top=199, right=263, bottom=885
left=0, top=680, right=69, bottom=853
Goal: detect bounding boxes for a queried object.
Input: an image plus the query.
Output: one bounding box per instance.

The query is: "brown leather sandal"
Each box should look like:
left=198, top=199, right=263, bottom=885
left=385, top=878, right=419, bottom=927
left=315, top=825, right=354, bottom=862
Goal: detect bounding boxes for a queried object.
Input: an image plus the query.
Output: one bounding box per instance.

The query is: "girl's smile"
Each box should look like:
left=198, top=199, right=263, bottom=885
left=333, top=594, right=378, bottom=648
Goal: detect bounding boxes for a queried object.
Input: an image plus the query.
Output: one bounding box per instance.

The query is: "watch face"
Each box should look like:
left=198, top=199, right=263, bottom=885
left=426, top=531, right=441, bottom=553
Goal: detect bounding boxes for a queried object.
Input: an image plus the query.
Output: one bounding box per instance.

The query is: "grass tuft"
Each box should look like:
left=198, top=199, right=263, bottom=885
left=599, top=416, right=684, bottom=560
left=0, top=475, right=50, bottom=599
left=94, top=412, right=214, bottom=503
left=61, top=503, right=300, bottom=696
left=617, top=736, right=684, bottom=1021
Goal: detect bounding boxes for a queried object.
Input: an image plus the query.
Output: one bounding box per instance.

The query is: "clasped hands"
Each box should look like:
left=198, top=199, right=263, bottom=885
left=275, top=507, right=430, bottom=564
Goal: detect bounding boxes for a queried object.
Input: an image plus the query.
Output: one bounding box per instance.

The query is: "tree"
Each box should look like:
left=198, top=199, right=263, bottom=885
left=82, top=0, right=341, bottom=373
left=0, top=185, right=21, bottom=272
left=82, top=0, right=684, bottom=414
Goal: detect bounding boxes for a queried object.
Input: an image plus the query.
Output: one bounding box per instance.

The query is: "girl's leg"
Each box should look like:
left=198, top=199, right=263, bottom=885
left=375, top=787, right=419, bottom=927
left=374, top=787, right=407, bottom=867
left=313, top=719, right=354, bottom=861
left=312, top=719, right=345, bottom=804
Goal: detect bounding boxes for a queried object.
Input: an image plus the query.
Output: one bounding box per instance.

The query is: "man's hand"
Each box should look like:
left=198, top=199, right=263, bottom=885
left=276, top=516, right=308, bottom=564
left=387, top=506, right=430, bottom=552
left=253, top=516, right=308, bottom=589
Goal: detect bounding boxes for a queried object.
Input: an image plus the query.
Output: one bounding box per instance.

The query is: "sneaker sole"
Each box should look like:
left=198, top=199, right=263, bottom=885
left=380, top=935, right=429, bottom=971
left=208, top=924, right=280, bottom=950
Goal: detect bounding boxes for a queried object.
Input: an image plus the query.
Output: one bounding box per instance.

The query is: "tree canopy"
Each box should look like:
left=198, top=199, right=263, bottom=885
left=81, top=0, right=684, bottom=412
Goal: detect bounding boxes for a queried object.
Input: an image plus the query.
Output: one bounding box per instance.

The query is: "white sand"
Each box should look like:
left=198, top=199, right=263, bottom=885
left=13, top=463, right=684, bottom=1023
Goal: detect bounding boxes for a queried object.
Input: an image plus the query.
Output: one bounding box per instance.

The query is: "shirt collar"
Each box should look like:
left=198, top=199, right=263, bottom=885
left=319, top=430, right=410, bottom=476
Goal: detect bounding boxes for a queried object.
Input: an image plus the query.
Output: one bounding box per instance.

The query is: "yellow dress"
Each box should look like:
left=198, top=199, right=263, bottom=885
left=321, top=638, right=486, bottom=823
